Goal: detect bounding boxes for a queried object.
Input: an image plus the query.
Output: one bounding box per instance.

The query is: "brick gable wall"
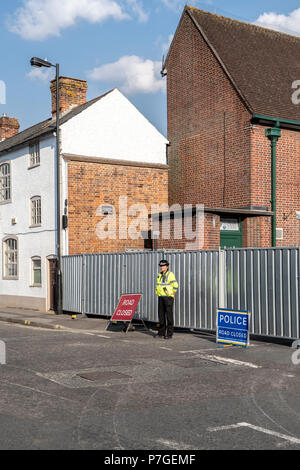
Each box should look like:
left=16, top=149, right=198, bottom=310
left=166, top=12, right=252, bottom=209
left=67, top=159, right=168, bottom=254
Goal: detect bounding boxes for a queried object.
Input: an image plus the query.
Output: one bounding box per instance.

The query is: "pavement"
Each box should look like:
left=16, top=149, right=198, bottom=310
left=0, top=306, right=296, bottom=347
left=0, top=307, right=113, bottom=333
left=0, top=306, right=294, bottom=346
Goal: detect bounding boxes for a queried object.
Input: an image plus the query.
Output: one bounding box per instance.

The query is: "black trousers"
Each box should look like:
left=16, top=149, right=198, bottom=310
left=158, top=296, right=174, bottom=337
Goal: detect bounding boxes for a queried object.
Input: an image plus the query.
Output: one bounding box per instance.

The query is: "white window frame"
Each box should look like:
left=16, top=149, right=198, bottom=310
left=30, top=196, right=41, bottom=227
left=2, top=236, right=18, bottom=280
left=31, top=256, right=42, bottom=286
left=0, top=162, right=11, bottom=203
left=29, top=141, right=40, bottom=168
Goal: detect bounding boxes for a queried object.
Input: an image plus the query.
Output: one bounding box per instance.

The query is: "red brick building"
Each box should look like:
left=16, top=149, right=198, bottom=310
left=156, top=6, right=300, bottom=249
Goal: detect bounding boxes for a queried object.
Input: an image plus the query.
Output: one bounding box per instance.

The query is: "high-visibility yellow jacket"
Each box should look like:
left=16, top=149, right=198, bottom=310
left=156, top=271, right=178, bottom=298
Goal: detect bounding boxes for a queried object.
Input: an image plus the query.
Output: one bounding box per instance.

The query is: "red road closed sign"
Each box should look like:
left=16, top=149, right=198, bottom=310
left=111, top=294, right=142, bottom=322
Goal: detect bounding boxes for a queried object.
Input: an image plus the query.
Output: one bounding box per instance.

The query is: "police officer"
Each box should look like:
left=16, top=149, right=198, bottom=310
left=155, top=260, right=178, bottom=339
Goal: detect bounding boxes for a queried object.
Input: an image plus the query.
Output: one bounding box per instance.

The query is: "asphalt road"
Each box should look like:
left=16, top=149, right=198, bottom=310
left=0, top=320, right=299, bottom=451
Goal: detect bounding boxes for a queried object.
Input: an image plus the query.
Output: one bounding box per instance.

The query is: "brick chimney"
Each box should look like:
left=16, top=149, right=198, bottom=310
left=0, top=114, right=20, bottom=140
left=50, top=76, right=88, bottom=117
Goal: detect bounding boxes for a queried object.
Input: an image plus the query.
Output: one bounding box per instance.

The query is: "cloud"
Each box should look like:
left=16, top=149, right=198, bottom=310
left=161, top=0, right=213, bottom=13
left=87, top=55, right=165, bottom=95
left=26, top=64, right=55, bottom=82
left=7, top=0, right=132, bottom=41
left=254, top=8, right=300, bottom=36
left=161, top=0, right=184, bottom=11
left=125, top=0, right=149, bottom=23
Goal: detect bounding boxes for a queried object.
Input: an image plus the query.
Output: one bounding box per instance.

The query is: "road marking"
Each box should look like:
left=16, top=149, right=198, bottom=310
left=64, top=329, right=110, bottom=338
left=180, top=348, right=226, bottom=354
left=159, top=347, right=173, bottom=351
left=81, top=332, right=108, bottom=337
left=208, top=423, right=242, bottom=432
left=208, top=422, right=300, bottom=445
left=195, top=355, right=261, bottom=369
left=0, top=379, right=77, bottom=403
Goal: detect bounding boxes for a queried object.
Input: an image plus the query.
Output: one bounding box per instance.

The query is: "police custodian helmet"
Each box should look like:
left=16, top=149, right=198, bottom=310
left=159, top=259, right=169, bottom=267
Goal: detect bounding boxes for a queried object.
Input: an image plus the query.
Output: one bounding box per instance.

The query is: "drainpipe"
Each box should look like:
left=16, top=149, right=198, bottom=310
left=265, top=125, right=281, bottom=247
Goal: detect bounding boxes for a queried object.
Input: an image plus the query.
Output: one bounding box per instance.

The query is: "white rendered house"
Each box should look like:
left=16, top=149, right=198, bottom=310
left=0, top=77, right=168, bottom=311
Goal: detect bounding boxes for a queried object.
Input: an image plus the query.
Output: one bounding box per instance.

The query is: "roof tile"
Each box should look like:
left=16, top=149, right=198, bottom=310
left=187, top=6, right=300, bottom=121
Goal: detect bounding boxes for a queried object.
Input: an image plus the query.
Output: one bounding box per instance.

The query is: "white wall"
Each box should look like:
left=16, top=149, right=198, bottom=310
left=0, top=135, right=56, bottom=305
left=61, top=88, right=168, bottom=164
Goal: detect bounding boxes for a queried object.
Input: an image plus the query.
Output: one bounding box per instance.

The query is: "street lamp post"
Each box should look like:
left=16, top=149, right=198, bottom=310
left=30, top=57, right=62, bottom=314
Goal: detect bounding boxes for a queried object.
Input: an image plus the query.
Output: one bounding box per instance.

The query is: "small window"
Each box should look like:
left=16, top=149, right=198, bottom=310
left=30, top=196, right=41, bottom=226
left=0, top=163, right=11, bottom=202
left=3, top=237, right=18, bottom=279
left=31, top=257, right=41, bottom=286
left=29, top=142, right=40, bottom=168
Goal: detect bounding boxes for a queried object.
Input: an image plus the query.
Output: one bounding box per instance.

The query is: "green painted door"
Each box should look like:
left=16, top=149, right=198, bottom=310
left=220, top=217, right=243, bottom=248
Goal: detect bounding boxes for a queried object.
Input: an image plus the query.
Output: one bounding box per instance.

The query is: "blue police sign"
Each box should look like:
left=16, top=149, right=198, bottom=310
left=217, top=308, right=250, bottom=347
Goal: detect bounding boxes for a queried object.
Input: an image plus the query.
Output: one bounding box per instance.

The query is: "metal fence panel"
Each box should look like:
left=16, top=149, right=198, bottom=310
left=225, top=247, right=300, bottom=339
left=62, top=255, right=82, bottom=313
left=84, top=253, right=124, bottom=316
left=124, top=251, right=158, bottom=323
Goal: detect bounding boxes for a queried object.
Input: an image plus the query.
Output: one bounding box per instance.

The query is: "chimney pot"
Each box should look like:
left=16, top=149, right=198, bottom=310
left=0, top=115, right=20, bottom=140
left=50, top=76, right=88, bottom=117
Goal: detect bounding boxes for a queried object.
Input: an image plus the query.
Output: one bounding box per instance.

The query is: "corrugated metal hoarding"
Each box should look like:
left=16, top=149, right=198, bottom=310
left=62, top=247, right=300, bottom=340
left=62, top=250, right=219, bottom=330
